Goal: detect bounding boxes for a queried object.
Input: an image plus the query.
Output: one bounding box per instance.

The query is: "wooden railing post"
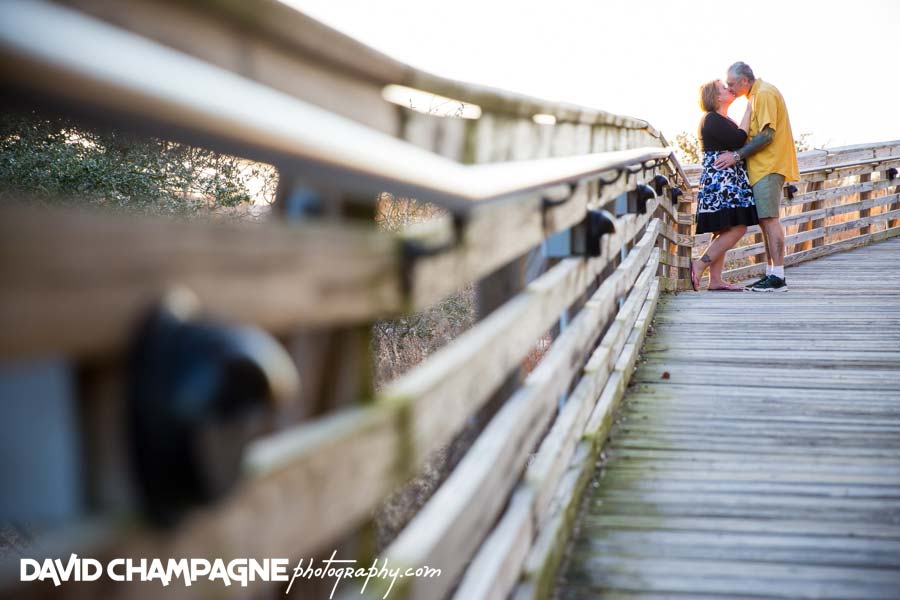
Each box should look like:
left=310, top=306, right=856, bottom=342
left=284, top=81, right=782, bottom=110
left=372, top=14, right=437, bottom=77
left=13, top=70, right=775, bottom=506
left=677, top=185, right=693, bottom=290
left=889, top=173, right=900, bottom=230
left=795, top=180, right=824, bottom=253
left=475, top=255, right=528, bottom=413
left=859, top=173, right=872, bottom=236
left=273, top=182, right=379, bottom=595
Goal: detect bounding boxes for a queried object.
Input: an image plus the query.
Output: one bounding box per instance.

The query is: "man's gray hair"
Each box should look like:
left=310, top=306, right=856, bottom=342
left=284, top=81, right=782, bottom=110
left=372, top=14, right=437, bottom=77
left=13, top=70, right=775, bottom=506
left=728, top=61, right=755, bottom=81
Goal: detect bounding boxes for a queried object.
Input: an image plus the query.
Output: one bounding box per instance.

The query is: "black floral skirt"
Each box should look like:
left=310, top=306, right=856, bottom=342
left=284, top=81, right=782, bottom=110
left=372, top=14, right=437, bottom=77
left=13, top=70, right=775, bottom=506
left=695, top=151, right=759, bottom=234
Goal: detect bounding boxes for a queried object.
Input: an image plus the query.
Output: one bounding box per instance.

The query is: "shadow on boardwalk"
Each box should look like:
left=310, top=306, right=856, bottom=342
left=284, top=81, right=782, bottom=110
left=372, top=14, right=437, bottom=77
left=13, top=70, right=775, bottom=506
left=556, top=236, right=900, bottom=600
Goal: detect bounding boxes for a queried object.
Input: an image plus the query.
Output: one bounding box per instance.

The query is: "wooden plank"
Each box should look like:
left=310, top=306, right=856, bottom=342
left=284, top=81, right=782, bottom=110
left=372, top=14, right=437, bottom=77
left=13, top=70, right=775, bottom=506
left=571, top=529, right=900, bottom=569
left=382, top=217, right=659, bottom=471
left=658, top=220, right=693, bottom=247
left=681, top=142, right=900, bottom=187
left=224, top=215, right=660, bottom=583
left=858, top=173, right=873, bottom=236
left=455, top=274, right=660, bottom=600
left=827, top=192, right=900, bottom=218
left=786, top=176, right=898, bottom=206
left=793, top=180, right=823, bottom=253
left=555, top=235, right=900, bottom=599
left=0, top=3, right=675, bottom=215
left=801, top=157, right=900, bottom=181
left=514, top=278, right=661, bottom=600
left=580, top=514, right=900, bottom=539
left=726, top=227, right=824, bottom=261
left=722, top=224, right=900, bottom=280
left=0, top=179, right=660, bottom=361
left=891, top=181, right=900, bottom=229
left=58, top=0, right=403, bottom=133
left=449, top=488, right=534, bottom=600
left=826, top=208, right=900, bottom=236
left=407, top=174, right=636, bottom=311
left=531, top=266, right=657, bottom=524
left=675, top=189, right=693, bottom=287
left=372, top=242, right=660, bottom=600
left=657, top=248, right=689, bottom=268
left=563, top=554, right=900, bottom=599
left=0, top=206, right=400, bottom=360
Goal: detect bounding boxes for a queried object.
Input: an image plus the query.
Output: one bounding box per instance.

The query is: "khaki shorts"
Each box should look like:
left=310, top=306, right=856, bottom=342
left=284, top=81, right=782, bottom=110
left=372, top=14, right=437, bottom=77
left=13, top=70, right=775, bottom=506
left=752, top=173, right=786, bottom=219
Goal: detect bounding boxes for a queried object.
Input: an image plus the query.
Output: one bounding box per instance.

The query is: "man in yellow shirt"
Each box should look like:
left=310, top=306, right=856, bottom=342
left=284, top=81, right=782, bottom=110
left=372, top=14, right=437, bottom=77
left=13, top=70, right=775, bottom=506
left=714, top=62, right=799, bottom=292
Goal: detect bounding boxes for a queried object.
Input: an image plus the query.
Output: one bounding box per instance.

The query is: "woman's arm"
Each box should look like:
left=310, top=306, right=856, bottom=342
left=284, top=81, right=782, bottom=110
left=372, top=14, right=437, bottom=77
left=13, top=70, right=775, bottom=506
left=739, top=100, right=752, bottom=134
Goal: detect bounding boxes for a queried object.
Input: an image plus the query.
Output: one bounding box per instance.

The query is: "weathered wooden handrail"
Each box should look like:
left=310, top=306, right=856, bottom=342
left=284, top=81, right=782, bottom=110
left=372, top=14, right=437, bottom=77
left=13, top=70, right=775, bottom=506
left=0, top=1, right=678, bottom=214
left=0, top=3, right=695, bottom=600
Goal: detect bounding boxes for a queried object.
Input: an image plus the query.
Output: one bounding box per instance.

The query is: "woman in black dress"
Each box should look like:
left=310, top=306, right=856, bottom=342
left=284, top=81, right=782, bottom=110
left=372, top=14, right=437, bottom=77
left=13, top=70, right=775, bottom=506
left=691, top=80, right=759, bottom=291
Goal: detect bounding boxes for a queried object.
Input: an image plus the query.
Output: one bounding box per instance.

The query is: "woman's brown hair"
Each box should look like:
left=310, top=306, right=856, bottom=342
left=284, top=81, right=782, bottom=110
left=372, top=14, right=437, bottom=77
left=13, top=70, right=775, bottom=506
left=698, top=80, right=719, bottom=112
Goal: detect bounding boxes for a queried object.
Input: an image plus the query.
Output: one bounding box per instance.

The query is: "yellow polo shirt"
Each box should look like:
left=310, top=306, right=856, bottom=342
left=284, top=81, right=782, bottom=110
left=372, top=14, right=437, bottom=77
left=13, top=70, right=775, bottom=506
left=746, top=79, right=800, bottom=186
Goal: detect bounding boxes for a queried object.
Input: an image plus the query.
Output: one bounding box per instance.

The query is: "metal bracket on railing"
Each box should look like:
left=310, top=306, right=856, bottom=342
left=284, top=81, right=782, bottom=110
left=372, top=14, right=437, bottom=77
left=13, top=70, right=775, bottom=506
left=541, top=181, right=578, bottom=210
left=887, top=168, right=898, bottom=181
left=128, top=289, right=300, bottom=527
left=596, top=169, right=625, bottom=188
left=540, top=181, right=578, bottom=234
left=631, top=158, right=665, bottom=173
left=400, top=212, right=468, bottom=294
left=401, top=212, right=467, bottom=261
left=585, top=209, right=617, bottom=257
left=624, top=162, right=645, bottom=175
left=598, top=158, right=663, bottom=197
left=785, top=184, right=799, bottom=200
left=652, top=174, right=670, bottom=196
left=629, top=184, right=657, bottom=215
left=670, top=187, right=685, bottom=205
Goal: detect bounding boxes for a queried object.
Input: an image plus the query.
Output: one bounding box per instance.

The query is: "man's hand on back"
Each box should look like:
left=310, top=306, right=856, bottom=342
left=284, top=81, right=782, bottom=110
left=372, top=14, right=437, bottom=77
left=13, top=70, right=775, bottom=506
left=714, top=152, right=739, bottom=170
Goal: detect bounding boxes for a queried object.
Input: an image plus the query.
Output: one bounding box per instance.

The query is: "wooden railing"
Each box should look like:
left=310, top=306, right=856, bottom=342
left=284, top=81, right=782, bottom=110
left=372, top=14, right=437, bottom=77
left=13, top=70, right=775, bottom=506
left=0, top=2, right=693, bottom=600
left=4, top=3, right=898, bottom=600
left=684, top=140, right=900, bottom=281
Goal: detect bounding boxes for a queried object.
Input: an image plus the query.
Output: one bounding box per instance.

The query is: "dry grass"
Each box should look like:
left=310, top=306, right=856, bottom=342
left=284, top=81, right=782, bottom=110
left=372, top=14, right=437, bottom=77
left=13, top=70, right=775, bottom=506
left=367, top=193, right=558, bottom=549
left=369, top=193, right=481, bottom=550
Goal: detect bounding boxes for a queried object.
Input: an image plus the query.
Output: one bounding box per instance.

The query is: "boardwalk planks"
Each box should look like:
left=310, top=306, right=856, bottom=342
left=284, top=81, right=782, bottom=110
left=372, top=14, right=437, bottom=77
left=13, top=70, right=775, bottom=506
left=555, top=237, right=900, bottom=599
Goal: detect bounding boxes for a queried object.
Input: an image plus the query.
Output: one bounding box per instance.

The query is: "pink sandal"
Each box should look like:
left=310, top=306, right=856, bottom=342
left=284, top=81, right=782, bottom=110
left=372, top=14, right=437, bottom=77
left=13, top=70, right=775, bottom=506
left=708, top=283, right=744, bottom=292
left=689, top=261, right=699, bottom=291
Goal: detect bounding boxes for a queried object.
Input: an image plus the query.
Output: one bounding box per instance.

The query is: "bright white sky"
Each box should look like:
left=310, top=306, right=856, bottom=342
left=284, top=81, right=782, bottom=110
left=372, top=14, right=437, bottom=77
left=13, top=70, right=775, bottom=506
left=281, top=0, right=899, bottom=149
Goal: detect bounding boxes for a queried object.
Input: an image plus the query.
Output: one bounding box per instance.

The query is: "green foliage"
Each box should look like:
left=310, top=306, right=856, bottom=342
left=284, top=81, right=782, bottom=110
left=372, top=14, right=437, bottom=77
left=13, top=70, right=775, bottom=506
left=674, top=131, right=702, bottom=165
left=0, top=110, right=276, bottom=215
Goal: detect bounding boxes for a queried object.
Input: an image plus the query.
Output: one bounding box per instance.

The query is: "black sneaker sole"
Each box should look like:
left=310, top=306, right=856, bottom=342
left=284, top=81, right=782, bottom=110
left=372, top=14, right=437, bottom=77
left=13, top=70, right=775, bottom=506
left=748, top=286, right=789, bottom=293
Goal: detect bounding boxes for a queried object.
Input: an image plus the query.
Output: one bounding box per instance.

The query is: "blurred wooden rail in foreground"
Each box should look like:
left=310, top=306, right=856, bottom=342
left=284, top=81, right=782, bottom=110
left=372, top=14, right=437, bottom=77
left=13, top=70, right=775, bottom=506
left=1, top=1, right=899, bottom=600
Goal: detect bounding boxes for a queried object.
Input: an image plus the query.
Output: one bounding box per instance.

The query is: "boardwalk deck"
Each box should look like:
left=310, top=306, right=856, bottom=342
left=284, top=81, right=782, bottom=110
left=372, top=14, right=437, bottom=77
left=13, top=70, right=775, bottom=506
left=555, top=237, right=900, bottom=599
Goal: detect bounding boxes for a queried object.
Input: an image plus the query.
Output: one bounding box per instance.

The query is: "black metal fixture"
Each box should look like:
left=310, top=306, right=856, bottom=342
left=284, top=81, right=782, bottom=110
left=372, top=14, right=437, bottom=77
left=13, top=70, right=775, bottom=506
left=670, top=187, right=685, bottom=205
left=596, top=169, right=625, bottom=187
left=400, top=212, right=468, bottom=293
left=128, top=290, right=300, bottom=527
left=584, top=209, right=616, bottom=257
left=785, top=184, right=798, bottom=200
left=652, top=174, right=670, bottom=196
left=542, top=208, right=616, bottom=258
left=541, top=181, right=578, bottom=210
left=628, top=183, right=656, bottom=215
left=887, top=167, right=898, bottom=181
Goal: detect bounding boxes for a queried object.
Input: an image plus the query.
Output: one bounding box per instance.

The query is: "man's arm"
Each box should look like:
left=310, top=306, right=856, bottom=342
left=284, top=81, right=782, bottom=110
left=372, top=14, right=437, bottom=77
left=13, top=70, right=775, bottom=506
left=739, top=126, right=775, bottom=158
left=713, top=125, right=774, bottom=169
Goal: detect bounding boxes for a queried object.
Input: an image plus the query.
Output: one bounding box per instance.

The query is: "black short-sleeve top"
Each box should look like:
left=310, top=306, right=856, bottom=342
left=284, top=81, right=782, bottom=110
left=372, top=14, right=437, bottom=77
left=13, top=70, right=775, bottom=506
left=698, top=111, right=747, bottom=152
